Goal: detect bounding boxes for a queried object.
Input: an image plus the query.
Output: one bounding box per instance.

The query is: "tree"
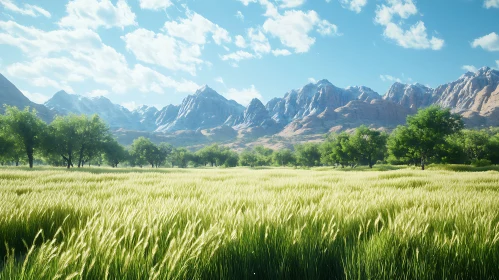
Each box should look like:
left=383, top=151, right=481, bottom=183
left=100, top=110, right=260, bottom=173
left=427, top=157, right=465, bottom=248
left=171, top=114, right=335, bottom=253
left=156, top=143, right=173, bottom=167
left=239, top=149, right=258, bottom=167
left=130, top=137, right=159, bottom=168
left=103, top=138, right=128, bottom=168
left=405, top=106, right=463, bottom=170
left=171, top=147, right=192, bottom=168
left=295, top=143, right=321, bottom=167
left=321, top=132, right=353, bottom=167
left=254, top=146, right=274, bottom=166
left=75, top=115, right=110, bottom=167
left=48, top=114, right=83, bottom=168
left=2, top=106, right=47, bottom=168
left=462, top=130, right=490, bottom=163
left=273, top=149, right=295, bottom=166
left=387, top=126, right=420, bottom=165
left=349, top=126, right=388, bottom=168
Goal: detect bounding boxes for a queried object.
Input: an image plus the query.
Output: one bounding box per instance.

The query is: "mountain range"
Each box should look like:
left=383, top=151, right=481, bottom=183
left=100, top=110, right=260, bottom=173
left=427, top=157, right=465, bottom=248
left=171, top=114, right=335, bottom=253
left=1, top=67, right=498, bottom=147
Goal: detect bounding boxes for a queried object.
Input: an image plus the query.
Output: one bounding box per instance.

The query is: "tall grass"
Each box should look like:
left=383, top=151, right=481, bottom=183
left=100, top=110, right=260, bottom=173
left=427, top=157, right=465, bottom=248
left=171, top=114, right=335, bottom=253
left=0, top=167, right=498, bottom=279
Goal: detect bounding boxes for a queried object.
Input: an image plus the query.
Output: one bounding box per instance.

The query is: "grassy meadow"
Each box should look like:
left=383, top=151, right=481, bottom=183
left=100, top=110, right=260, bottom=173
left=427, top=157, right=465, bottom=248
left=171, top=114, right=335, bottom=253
left=0, top=166, right=499, bottom=279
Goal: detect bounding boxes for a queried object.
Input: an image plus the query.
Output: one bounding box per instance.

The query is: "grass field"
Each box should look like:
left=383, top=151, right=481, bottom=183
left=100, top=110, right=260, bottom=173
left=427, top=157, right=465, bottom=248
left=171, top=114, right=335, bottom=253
left=1, top=166, right=498, bottom=279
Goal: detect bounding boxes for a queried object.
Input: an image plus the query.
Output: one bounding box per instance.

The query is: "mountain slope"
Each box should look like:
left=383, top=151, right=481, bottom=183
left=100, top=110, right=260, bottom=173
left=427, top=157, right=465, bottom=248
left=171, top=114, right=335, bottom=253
left=156, top=86, right=245, bottom=132
left=0, top=74, right=54, bottom=122
left=44, top=91, right=141, bottom=129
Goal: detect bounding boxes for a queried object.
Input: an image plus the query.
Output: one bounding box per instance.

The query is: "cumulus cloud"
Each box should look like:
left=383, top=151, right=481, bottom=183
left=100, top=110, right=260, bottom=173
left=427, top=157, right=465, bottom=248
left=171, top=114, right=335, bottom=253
left=224, top=85, right=263, bottom=106
left=236, top=11, right=244, bottom=21
left=374, top=0, right=444, bottom=50
left=272, top=49, right=292, bottom=56
left=215, top=77, right=225, bottom=85
left=339, top=0, right=367, bottom=13
left=164, top=11, right=231, bottom=45
left=0, top=0, right=51, bottom=18
left=278, top=0, right=306, bottom=8
left=122, top=28, right=204, bottom=75
left=484, top=0, right=499, bottom=8
left=235, top=35, right=247, bottom=48
left=263, top=9, right=338, bottom=53
left=472, top=32, right=499, bottom=51
left=59, top=0, right=136, bottom=30
left=139, top=0, right=173, bottom=10
left=0, top=20, right=199, bottom=94
left=248, top=28, right=271, bottom=55
left=462, top=65, right=478, bottom=73
left=21, top=90, right=51, bottom=104
left=380, top=74, right=402, bottom=83
left=220, top=50, right=255, bottom=62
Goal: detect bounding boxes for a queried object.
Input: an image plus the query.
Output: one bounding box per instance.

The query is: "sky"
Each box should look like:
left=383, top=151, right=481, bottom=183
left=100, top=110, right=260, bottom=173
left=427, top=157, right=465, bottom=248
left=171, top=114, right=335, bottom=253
left=0, top=0, right=498, bottom=110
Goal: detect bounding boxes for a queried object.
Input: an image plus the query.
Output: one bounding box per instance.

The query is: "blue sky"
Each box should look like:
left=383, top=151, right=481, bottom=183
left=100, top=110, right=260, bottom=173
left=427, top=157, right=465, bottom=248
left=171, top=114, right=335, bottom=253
left=0, top=0, right=498, bottom=110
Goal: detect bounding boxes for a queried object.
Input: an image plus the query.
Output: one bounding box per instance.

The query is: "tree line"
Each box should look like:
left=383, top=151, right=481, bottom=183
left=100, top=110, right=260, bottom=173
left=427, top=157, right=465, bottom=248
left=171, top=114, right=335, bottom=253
left=1, top=105, right=499, bottom=170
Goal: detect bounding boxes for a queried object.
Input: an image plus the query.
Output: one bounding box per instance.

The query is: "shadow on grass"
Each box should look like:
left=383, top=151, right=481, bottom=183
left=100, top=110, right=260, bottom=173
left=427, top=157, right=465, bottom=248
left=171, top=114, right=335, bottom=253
left=427, top=164, right=499, bottom=172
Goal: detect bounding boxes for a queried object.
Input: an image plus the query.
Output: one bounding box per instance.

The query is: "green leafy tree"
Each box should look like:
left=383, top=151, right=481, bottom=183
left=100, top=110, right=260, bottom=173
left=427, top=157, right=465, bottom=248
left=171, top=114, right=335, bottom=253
left=156, top=143, right=173, bottom=167
left=76, top=115, right=110, bottom=167
left=387, top=126, right=420, bottom=165
left=239, top=149, right=258, bottom=167
left=272, top=149, right=295, bottom=166
left=48, top=114, right=83, bottom=168
left=349, top=126, right=388, bottom=168
left=295, top=143, right=321, bottom=167
left=404, top=106, right=463, bottom=170
left=2, top=106, right=47, bottom=168
left=462, top=130, right=490, bottom=163
left=254, top=146, right=274, bottom=166
left=171, top=147, right=192, bottom=168
left=321, top=132, right=353, bottom=167
left=130, top=137, right=159, bottom=168
left=103, top=138, right=128, bottom=168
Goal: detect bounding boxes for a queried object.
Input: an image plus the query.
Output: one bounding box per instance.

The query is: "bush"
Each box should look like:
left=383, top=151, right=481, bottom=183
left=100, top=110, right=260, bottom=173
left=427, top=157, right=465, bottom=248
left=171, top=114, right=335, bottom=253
left=471, top=159, right=492, bottom=167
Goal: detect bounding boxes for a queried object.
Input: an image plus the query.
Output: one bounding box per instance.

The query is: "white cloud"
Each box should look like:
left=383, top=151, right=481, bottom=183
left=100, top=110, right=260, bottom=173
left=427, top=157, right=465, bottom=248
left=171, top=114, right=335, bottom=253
left=224, top=85, right=263, bottom=106
left=0, top=21, right=102, bottom=56
left=497, top=60, right=499, bottom=68
left=0, top=20, right=199, bottom=95
left=272, top=49, right=292, bottom=56
left=339, top=0, right=367, bottom=13
left=139, top=0, right=173, bottom=10
left=21, top=90, right=50, bottom=104
left=248, top=28, right=271, bottom=54
left=239, top=0, right=258, bottom=5
left=462, top=65, right=478, bottom=73
left=121, top=101, right=139, bottom=111
left=278, top=0, right=305, bottom=8
left=484, top=0, right=499, bottom=8
left=86, top=89, right=109, bottom=97
left=236, top=11, right=244, bottom=21
left=472, top=32, right=499, bottom=52
left=235, top=35, right=247, bottom=48
left=317, top=19, right=339, bottom=36
left=164, top=11, right=231, bottom=45
left=263, top=9, right=339, bottom=53
left=122, top=28, right=204, bottom=75
left=380, top=74, right=402, bottom=83
left=215, top=77, right=225, bottom=85
left=375, top=0, right=444, bottom=50
left=59, top=0, right=136, bottom=30
left=0, top=0, right=51, bottom=18
left=308, top=77, right=316, bottom=83
left=221, top=50, right=255, bottom=62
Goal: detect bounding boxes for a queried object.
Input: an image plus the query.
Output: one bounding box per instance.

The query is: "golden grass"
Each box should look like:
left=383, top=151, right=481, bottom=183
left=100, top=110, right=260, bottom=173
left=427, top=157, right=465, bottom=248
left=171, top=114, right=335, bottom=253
left=0, top=167, right=498, bottom=279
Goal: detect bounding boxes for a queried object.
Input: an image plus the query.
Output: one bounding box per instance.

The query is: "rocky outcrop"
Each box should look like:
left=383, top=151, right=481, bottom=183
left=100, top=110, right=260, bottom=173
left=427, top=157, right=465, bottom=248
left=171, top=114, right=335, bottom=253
left=157, top=86, right=245, bottom=132
left=45, top=91, right=141, bottom=130
left=132, top=105, right=159, bottom=131
left=383, top=83, right=434, bottom=109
